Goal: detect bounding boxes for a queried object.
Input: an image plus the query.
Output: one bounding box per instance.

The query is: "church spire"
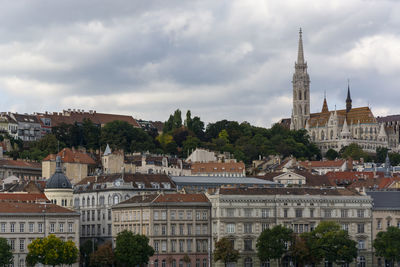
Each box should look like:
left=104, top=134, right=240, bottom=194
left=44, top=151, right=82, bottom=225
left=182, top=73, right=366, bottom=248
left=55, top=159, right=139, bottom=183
left=321, top=91, right=329, bottom=113
left=297, top=28, right=305, bottom=64
left=346, top=80, right=352, bottom=113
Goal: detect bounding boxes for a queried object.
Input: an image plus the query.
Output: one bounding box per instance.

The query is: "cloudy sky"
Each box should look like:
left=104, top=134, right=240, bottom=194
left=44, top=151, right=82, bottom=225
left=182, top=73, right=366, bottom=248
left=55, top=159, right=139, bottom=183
left=1, top=0, right=400, bottom=127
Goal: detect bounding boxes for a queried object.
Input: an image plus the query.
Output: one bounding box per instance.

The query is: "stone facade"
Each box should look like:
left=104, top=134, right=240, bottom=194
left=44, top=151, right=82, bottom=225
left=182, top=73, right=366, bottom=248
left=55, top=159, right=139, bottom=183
left=0, top=202, right=80, bottom=267
left=208, top=187, right=373, bottom=267
left=112, top=193, right=212, bottom=267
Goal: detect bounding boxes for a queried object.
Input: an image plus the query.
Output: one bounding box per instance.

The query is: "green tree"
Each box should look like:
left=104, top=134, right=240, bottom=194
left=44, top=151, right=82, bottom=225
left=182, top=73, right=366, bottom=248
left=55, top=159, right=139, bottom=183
left=389, top=152, right=400, bottom=166
left=340, top=143, right=369, bottom=161
left=114, top=230, right=154, bottom=267
left=256, top=225, right=293, bottom=267
left=376, top=147, right=389, bottom=163
left=90, top=242, right=114, bottom=267
left=26, top=235, right=78, bottom=267
left=314, top=221, right=357, bottom=265
left=82, top=119, right=101, bottom=149
left=213, top=237, right=239, bottom=267
left=290, top=232, right=323, bottom=267
left=325, top=148, right=339, bottom=160
left=80, top=239, right=97, bottom=267
left=374, top=226, right=400, bottom=266
left=0, top=237, right=13, bottom=266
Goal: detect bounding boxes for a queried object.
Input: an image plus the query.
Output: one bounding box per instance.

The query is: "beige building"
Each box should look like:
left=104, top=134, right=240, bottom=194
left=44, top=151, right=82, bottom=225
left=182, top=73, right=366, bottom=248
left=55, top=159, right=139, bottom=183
left=366, top=191, right=400, bottom=267
left=102, top=145, right=135, bottom=174
left=112, top=193, right=212, bottom=267
left=0, top=201, right=80, bottom=267
left=42, top=148, right=97, bottom=184
left=208, top=187, right=373, bottom=267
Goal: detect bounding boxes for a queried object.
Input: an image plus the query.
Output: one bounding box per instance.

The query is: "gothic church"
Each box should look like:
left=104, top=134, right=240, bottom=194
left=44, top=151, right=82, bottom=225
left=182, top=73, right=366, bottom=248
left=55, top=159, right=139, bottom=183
left=285, top=29, right=399, bottom=154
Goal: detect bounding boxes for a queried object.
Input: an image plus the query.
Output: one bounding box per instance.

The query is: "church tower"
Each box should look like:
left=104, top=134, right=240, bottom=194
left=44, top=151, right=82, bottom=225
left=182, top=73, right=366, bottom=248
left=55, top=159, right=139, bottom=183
left=346, top=83, right=352, bottom=113
left=291, top=28, right=310, bottom=130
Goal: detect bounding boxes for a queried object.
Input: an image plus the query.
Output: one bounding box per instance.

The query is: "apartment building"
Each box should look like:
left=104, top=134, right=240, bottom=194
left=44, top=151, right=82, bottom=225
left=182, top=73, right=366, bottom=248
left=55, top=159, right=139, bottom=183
left=112, top=193, right=211, bottom=267
left=208, top=187, right=373, bottom=267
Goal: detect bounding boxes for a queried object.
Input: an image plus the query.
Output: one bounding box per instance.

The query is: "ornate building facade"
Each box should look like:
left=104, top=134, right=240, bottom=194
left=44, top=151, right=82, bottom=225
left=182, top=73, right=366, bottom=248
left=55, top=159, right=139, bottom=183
left=288, top=30, right=399, bottom=154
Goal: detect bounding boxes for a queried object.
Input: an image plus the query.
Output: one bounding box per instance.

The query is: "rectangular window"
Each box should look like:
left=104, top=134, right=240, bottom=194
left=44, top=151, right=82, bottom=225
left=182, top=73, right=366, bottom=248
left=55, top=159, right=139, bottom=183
left=59, top=223, right=64, bottom=233
left=154, top=211, right=159, bottom=220
left=357, top=223, right=364, bottom=233
left=10, top=239, right=15, bottom=250
left=178, top=211, right=184, bottom=220
left=38, top=223, right=43, bottom=233
left=97, top=210, right=101, bottom=221
left=29, top=223, right=34, bottom=233
left=196, top=224, right=201, bottom=235
left=108, top=224, right=112, bottom=235
left=171, top=240, right=176, bottom=252
left=154, top=241, right=159, bottom=252
left=87, top=211, right=90, bottom=221
left=261, top=209, right=269, bottom=218
left=244, top=239, right=252, bottom=251
left=196, top=211, right=201, bottom=220
left=324, top=209, right=332, bottom=218
left=310, top=209, right=314, bottom=218
left=202, top=240, right=207, bottom=252
left=50, top=223, right=55, bottom=233
left=19, top=239, right=25, bottom=251
left=244, top=209, right=252, bottom=217
left=226, top=223, right=235, bottom=233
left=179, top=224, right=184, bottom=235
left=179, top=240, right=184, bottom=252
left=358, top=240, right=365, bottom=249
left=226, top=208, right=235, bottom=217
left=187, top=224, right=192, bottom=235
left=283, top=209, right=288, bottom=218
left=68, top=223, right=73, bottom=232
left=154, top=225, right=159, bottom=235
left=262, top=223, right=269, bottom=231
left=162, top=225, right=167, bottom=235
left=295, top=209, right=303, bottom=218
left=202, top=211, right=207, bottom=220
left=161, top=210, right=167, bottom=220
left=108, top=210, right=111, bottom=220
left=161, top=240, right=167, bottom=252
left=171, top=224, right=176, bottom=236
left=244, top=223, right=252, bottom=233
left=187, top=211, right=192, bottom=220
left=10, top=223, right=15, bottom=233
left=202, top=224, right=207, bottom=235
left=187, top=239, right=192, bottom=252
left=20, top=223, right=25, bottom=233
left=341, top=209, right=348, bottom=218
left=171, top=211, right=176, bottom=220
left=82, top=211, right=85, bottom=221
left=1, top=223, right=5, bottom=233
left=196, top=240, right=201, bottom=252
left=92, top=210, right=95, bottom=221
left=377, top=220, right=382, bottom=230
left=357, top=209, right=365, bottom=218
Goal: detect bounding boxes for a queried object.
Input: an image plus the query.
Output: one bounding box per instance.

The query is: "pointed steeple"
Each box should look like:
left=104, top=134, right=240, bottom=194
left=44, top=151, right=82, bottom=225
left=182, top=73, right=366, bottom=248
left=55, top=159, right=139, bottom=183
left=385, top=152, right=391, bottom=178
left=297, top=28, right=305, bottom=65
left=346, top=80, right=352, bottom=113
left=321, top=93, right=329, bottom=113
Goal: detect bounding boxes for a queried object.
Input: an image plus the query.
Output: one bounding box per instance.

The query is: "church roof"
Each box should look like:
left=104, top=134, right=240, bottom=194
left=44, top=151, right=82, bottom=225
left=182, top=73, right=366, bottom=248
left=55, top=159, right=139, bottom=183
left=308, top=107, right=376, bottom=127
left=45, top=156, right=72, bottom=189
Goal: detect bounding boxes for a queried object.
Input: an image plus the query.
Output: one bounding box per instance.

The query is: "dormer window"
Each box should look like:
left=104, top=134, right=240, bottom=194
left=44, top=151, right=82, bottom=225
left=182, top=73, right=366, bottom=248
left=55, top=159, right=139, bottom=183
left=136, top=182, right=145, bottom=189
left=151, top=182, right=160, bottom=189
left=162, top=183, right=171, bottom=189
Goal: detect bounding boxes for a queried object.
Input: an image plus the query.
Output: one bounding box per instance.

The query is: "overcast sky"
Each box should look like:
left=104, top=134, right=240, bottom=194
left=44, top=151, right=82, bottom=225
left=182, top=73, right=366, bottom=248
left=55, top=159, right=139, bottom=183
left=0, top=0, right=400, bottom=127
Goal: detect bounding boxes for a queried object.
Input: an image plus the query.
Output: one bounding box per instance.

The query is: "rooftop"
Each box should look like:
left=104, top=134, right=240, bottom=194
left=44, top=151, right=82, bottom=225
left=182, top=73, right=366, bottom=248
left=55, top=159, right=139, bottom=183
left=43, top=148, right=96, bottom=165
left=366, top=191, right=400, bottom=210
left=218, top=187, right=361, bottom=196
left=0, top=201, right=78, bottom=214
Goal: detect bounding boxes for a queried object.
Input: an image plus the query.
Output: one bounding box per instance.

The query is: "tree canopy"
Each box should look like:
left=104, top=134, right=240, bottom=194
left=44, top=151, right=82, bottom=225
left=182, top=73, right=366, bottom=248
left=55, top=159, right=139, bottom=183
left=213, top=237, right=239, bottom=266
left=114, top=230, right=154, bottom=267
left=90, top=242, right=114, bottom=267
left=374, top=226, right=400, bottom=265
left=0, top=237, right=13, bottom=267
left=26, top=235, right=78, bottom=267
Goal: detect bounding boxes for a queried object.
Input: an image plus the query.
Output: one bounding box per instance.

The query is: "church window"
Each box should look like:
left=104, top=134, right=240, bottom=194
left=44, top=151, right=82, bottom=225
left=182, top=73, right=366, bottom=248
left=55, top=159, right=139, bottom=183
left=370, top=127, right=373, bottom=134
left=299, top=105, right=302, bottom=115
left=299, top=91, right=302, bottom=100
left=312, top=132, right=316, bottom=141
left=304, top=91, right=307, bottom=100
left=330, top=130, right=334, bottom=140
left=321, top=131, right=325, bottom=140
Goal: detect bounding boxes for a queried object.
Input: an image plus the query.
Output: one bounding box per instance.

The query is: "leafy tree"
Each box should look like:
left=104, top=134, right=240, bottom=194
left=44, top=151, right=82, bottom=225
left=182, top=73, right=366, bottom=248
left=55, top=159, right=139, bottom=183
left=374, top=226, right=400, bottom=266
left=26, top=235, right=78, bottom=267
left=163, top=109, right=183, bottom=133
left=340, top=143, right=369, bottom=161
left=82, top=119, right=101, bottom=149
left=213, top=237, right=239, bottom=267
left=376, top=147, right=389, bottom=163
left=325, top=148, right=339, bottom=160
left=256, top=225, right=293, bottom=267
left=313, top=221, right=357, bottom=265
left=290, top=232, right=323, bottom=267
left=19, top=134, right=62, bottom=161
left=90, top=242, right=114, bottom=267
left=114, top=230, right=154, bottom=267
left=156, top=134, right=174, bottom=150
left=389, top=152, right=400, bottom=166
left=80, top=239, right=97, bottom=267
left=0, top=237, right=13, bottom=266
left=182, top=136, right=201, bottom=157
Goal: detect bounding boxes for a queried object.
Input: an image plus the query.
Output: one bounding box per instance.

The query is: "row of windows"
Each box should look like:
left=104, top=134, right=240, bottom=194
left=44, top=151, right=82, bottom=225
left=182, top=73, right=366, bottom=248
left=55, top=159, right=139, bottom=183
left=0, top=222, right=74, bottom=233
left=155, top=258, right=207, bottom=267
left=221, top=208, right=367, bottom=218
left=7, top=236, right=75, bottom=252
left=376, top=219, right=400, bottom=229
left=75, top=194, right=128, bottom=207
left=81, top=224, right=112, bottom=236
left=154, top=223, right=208, bottom=236
left=82, top=209, right=111, bottom=222
left=154, top=210, right=208, bottom=221
left=154, top=239, right=208, bottom=253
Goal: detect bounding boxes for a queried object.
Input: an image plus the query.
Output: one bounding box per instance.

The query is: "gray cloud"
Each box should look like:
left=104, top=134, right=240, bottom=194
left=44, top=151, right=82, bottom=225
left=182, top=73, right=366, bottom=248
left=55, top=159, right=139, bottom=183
left=0, top=0, right=400, bottom=127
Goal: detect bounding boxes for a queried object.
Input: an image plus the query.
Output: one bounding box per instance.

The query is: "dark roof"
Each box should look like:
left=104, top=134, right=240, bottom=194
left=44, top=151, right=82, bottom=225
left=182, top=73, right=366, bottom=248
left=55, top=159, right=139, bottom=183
left=366, top=191, right=400, bottom=210
left=256, top=171, right=335, bottom=187
left=377, top=115, right=400, bottom=123
left=118, top=193, right=209, bottom=205
left=12, top=113, right=40, bottom=124
left=45, top=156, right=72, bottom=189
left=219, top=187, right=361, bottom=196
left=43, top=148, right=96, bottom=165
left=0, top=202, right=77, bottom=214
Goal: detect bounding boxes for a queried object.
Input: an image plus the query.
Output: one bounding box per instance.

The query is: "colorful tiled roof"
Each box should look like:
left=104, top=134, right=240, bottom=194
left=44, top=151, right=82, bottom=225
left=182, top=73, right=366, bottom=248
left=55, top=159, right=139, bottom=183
left=308, top=107, right=376, bottom=127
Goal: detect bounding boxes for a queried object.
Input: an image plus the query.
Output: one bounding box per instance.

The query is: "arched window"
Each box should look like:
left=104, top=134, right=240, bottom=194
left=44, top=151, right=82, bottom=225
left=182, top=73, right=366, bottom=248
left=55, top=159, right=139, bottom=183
left=92, top=196, right=95, bottom=206
left=172, top=260, right=176, bottom=267
left=370, top=127, right=373, bottom=134
left=299, top=105, right=302, bottom=115
left=125, top=194, right=130, bottom=200
left=108, top=195, right=112, bottom=205
left=299, top=91, right=302, bottom=100
left=202, top=259, right=207, bottom=267
left=162, top=259, right=166, bottom=267
left=312, top=131, right=316, bottom=141
left=244, top=258, right=253, bottom=267
left=74, top=198, right=80, bottom=207
left=87, top=197, right=90, bottom=206
left=330, top=130, right=334, bottom=140
left=179, top=260, right=184, bottom=267
left=321, top=131, right=325, bottom=140
left=155, top=259, right=159, bottom=267
left=304, top=91, right=307, bottom=100
left=82, top=197, right=85, bottom=207
left=261, top=260, right=270, bottom=267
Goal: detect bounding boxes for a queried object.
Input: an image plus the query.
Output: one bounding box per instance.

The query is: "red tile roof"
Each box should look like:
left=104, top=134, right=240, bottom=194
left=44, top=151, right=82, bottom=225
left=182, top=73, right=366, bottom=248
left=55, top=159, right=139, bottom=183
left=43, top=148, right=96, bottom=165
left=256, top=170, right=335, bottom=187
left=37, top=110, right=140, bottom=127
left=191, top=162, right=245, bottom=174
left=120, top=193, right=209, bottom=204
left=0, top=159, right=41, bottom=169
left=219, top=187, right=360, bottom=196
left=0, top=202, right=77, bottom=214
left=0, top=193, right=49, bottom=202
left=299, top=160, right=346, bottom=168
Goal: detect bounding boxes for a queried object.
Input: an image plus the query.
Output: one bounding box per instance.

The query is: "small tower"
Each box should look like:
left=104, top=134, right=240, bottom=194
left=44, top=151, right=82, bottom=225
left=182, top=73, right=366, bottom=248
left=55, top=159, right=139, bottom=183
left=346, top=82, right=352, bottom=113
left=384, top=152, right=391, bottom=178
left=292, top=28, right=310, bottom=130
left=44, top=156, right=73, bottom=209
left=321, top=94, right=329, bottom=113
